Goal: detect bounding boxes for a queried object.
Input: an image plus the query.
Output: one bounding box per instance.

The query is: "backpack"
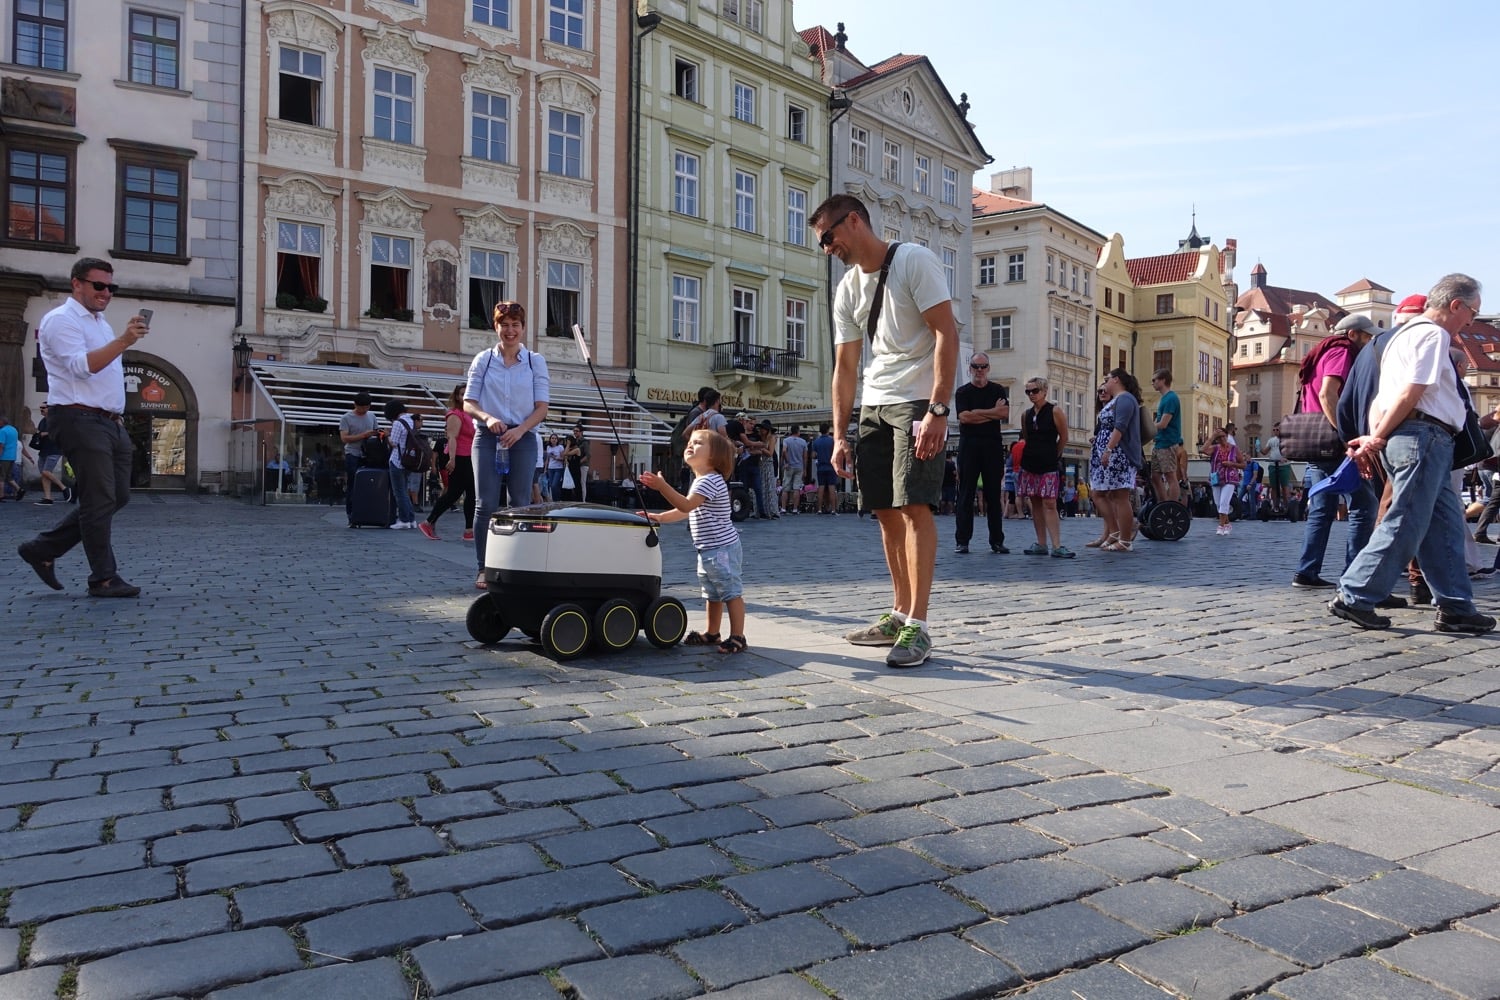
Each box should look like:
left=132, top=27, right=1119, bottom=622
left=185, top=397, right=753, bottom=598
left=397, top=416, right=433, bottom=473
left=361, top=431, right=390, bottom=468
left=1138, top=401, right=1156, bottom=445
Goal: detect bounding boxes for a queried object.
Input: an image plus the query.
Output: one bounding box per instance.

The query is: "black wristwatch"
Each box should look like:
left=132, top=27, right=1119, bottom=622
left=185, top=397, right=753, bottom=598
left=928, top=402, right=950, bottom=417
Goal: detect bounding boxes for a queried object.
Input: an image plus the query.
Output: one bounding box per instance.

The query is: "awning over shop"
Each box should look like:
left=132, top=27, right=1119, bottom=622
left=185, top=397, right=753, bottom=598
left=241, top=361, right=673, bottom=446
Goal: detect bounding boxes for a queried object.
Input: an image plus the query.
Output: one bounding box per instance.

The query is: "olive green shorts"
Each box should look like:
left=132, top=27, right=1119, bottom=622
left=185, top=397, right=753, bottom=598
left=855, top=401, right=944, bottom=510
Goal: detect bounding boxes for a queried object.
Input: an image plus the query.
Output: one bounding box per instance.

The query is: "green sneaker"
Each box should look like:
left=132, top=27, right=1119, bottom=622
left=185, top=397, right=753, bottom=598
left=1051, top=546, right=1076, bottom=559
left=1023, top=543, right=1049, bottom=555
left=845, top=612, right=901, bottom=646
left=885, top=623, right=932, bottom=668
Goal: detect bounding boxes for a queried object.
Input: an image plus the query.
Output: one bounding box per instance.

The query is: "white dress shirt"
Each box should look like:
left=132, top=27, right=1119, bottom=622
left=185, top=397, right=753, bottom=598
left=38, top=297, right=126, bottom=413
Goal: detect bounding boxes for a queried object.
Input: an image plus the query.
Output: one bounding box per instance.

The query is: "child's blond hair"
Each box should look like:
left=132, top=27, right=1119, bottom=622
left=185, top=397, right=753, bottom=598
left=689, top=429, right=736, bottom=479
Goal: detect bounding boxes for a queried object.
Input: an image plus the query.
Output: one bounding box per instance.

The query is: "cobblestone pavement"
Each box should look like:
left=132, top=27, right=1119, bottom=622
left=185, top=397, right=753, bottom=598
left=4, top=497, right=1500, bottom=999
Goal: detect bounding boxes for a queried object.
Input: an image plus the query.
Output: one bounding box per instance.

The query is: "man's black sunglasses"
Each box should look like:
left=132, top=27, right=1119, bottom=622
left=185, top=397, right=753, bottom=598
left=87, top=280, right=120, bottom=294
left=818, top=213, right=852, bottom=249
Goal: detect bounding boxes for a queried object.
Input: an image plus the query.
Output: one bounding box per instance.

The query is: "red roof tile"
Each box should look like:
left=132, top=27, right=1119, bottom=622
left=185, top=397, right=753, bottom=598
left=971, top=189, right=1036, bottom=215
left=1125, top=252, right=1202, bottom=286
left=1235, top=285, right=1343, bottom=319
left=1455, top=320, right=1500, bottom=371
left=842, top=53, right=928, bottom=89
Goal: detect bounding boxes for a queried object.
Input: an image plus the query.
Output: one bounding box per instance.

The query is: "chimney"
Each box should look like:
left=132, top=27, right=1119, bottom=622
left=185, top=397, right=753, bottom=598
left=989, top=167, right=1032, bottom=202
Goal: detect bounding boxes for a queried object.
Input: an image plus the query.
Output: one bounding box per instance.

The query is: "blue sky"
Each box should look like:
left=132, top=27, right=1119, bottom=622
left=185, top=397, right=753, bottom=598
left=793, top=0, right=1500, bottom=307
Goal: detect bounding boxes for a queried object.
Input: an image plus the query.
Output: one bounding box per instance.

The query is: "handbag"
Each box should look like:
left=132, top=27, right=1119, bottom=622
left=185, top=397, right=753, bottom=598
left=562, top=466, right=576, bottom=491
left=1453, top=405, right=1493, bottom=470
left=1208, top=471, right=1220, bottom=487
left=1280, top=406, right=1343, bottom=463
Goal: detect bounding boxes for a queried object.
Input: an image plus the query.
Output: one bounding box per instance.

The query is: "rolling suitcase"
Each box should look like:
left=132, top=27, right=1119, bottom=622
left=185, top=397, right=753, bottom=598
left=349, top=467, right=396, bottom=527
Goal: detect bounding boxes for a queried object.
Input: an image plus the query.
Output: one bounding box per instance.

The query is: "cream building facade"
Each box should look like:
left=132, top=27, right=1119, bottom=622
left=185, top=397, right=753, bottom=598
left=3, top=0, right=243, bottom=492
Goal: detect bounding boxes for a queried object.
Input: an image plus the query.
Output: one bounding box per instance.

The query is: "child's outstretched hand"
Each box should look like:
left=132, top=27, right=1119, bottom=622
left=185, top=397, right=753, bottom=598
left=638, top=470, right=662, bottom=490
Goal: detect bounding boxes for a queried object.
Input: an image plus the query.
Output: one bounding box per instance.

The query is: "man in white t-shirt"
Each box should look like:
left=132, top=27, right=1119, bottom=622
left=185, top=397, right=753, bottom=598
left=812, top=194, right=957, bottom=668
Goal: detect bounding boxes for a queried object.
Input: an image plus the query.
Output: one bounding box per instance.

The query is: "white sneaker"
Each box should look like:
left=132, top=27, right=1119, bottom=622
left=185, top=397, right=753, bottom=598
left=1215, top=525, right=1226, bottom=536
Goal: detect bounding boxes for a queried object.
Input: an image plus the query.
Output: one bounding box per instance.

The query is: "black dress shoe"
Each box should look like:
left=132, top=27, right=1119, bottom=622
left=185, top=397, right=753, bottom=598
left=1435, top=608, right=1497, bottom=634
left=992, top=545, right=1010, bottom=554
left=1291, top=574, right=1334, bottom=589
left=1375, top=594, right=1409, bottom=609
left=954, top=544, right=969, bottom=554
left=1328, top=599, right=1391, bottom=630
left=1412, top=580, right=1433, bottom=606
left=17, top=543, right=63, bottom=591
left=88, top=578, right=141, bottom=598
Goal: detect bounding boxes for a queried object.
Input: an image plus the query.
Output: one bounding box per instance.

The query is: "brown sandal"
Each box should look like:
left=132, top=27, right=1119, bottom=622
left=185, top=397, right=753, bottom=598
left=684, top=631, right=721, bottom=646
left=717, top=635, right=747, bottom=654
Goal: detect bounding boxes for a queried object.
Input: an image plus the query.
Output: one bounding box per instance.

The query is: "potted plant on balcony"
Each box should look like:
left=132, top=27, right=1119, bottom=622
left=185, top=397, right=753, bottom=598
left=301, top=295, right=328, bottom=313
left=275, top=292, right=298, bottom=311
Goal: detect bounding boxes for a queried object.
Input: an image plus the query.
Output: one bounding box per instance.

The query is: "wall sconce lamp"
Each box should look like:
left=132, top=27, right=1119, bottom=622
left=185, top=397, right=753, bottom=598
left=233, top=336, right=252, bottom=389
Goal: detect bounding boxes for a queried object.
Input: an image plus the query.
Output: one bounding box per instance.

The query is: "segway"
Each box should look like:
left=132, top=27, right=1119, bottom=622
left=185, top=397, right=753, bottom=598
left=1137, top=497, right=1192, bottom=541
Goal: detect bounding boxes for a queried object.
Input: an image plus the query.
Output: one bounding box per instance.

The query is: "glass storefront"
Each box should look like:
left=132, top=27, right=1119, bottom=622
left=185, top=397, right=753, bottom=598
left=123, top=361, right=190, bottom=490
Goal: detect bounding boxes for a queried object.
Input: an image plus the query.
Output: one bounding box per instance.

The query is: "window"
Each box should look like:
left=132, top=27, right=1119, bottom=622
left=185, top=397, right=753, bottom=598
left=1118, top=348, right=1126, bottom=370
left=1153, top=349, right=1172, bottom=375
left=14, top=0, right=66, bottom=70
left=1240, top=343, right=1249, bottom=357
left=1082, top=271, right=1090, bottom=297
left=732, top=82, right=756, bottom=124
left=673, top=151, right=698, bottom=216
left=1104, top=287, right=1112, bottom=308
left=128, top=10, right=178, bottom=89
left=468, top=249, right=507, bottom=328
left=723, top=0, right=762, bottom=31
left=1197, top=351, right=1210, bottom=382
left=786, top=187, right=807, bottom=246
left=1066, top=320, right=1075, bottom=355
left=117, top=153, right=185, bottom=258
left=1117, top=293, right=1126, bottom=313
left=787, top=104, right=806, bottom=143
left=673, top=59, right=698, bottom=101
left=914, top=155, right=930, bottom=195
left=373, top=68, right=415, bottom=144
left=473, top=0, right=510, bottom=28
left=1007, top=252, right=1025, bottom=282
left=278, top=47, right=323, bottom=126
left=1051, top=316, right=1061, bottom=350
left=1155, top=293, right=1174, bottom=315
left=733, top=170, right=756, bottom=232
left=942, top=247, right=956, bottom=297
left=470, top=91, right=509, bottom=163
left=276, top=222, right=323, bottom=306
left=989, top=315, right=1012, bottom=351
left=941, top=166, right=957, bottom=205
left=849, top=126, right=868, bottom=171
left=1214, top=301, right=1220, bottom=322
left=547, top=0, right=584, bottom=49
left=732, top=287, right=756, bottom=344
left=545, top=260, right=581, bottom=337
left=1047, top=254, right=1055, bottom=283
left=1198, top=414, right=1210, bottom=444
left=671, top=274, right=700, bottom=343
left=1070, top=264, right=1079, bottom=292
left=1248, top=372, right=1259, bottom=385
left=1248, top=399, right=1259, bottom=416
left=1212, top=357, right=1223, bottom=387
left=978, top=256, right=995, bottom=286
left=785, top=297, right=807, bottom=357
left=882, top=139, right=901, bottom=183
left=369, top=234, right=413, bottom=318
left=4, top=143, right=71, bottom=245
left=1254, top=342, right=1263, bottom=356
left=546, top=109, right=583, bottom=178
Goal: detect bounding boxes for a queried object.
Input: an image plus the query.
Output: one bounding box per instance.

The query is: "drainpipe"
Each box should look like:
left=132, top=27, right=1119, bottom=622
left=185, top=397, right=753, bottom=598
left=824, top=90, right=852, bottom=356
left=627, top=12, right=662, bottom=401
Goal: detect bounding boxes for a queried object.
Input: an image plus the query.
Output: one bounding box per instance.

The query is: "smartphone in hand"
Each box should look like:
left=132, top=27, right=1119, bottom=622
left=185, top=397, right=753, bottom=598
left=138, top=309, right=153, bottom=328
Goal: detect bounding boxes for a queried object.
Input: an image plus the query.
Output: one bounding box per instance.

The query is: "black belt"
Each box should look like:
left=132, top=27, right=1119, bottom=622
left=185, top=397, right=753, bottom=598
left=1407, top=411, right=1456, bottom=435
left=56, top=404, right=123, bottom=422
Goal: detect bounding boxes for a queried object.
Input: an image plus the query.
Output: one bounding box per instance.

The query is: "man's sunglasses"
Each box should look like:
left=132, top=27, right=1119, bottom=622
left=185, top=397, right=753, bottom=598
left=817, top=213, right=852, bottom=249
left=86, top=280, right=120, bottom=294
left=970, top=364, right=988, bottom=370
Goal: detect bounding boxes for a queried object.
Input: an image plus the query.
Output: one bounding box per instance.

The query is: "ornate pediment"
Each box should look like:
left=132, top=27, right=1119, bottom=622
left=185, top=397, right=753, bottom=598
left=265, top=2, right=341, bottom=52
left=357, top=187, right=429, bottom=232
left=537, top=73, right=598, bottom=115
left=262, top=174, right=338, bottom=220
left=537, top=221, right=594, bottom=259
left=462, top=51, right=522, bottom=96
left=457, top=205, right=523, bottom=248
left=360, top=21, right=430, bottom=73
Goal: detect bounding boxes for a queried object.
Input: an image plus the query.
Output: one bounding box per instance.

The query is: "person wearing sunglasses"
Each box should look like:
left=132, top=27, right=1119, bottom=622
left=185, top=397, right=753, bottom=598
left=463, top=300, right=550, bottom=590
left=18, top=258, right=150, bottom=598
left=812, top=194, right=958, bottom=669
left=952, top=352, right=1009, bottom=556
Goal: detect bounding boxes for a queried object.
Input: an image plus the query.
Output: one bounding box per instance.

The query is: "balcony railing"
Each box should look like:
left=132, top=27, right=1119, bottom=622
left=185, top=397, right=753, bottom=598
left=711, top=341, right=800, bottom=379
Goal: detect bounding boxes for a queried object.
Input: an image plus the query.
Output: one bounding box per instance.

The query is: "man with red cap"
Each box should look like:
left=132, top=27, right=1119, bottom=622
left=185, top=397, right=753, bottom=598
left=1331, top=275, right=1493, bottom=633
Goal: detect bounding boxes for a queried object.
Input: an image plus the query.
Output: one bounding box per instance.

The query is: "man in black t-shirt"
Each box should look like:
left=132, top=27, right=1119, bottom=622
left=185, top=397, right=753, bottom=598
left=954, top=352, right=1009, bottom=554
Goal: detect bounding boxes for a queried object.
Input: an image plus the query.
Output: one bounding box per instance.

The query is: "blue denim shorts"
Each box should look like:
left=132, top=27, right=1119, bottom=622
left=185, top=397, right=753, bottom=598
left=697, top=540, right=743, bottom=603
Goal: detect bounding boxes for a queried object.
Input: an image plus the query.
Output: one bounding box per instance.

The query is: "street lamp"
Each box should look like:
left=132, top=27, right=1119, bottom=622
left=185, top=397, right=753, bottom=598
left=233, top=336, right=252, bottom=389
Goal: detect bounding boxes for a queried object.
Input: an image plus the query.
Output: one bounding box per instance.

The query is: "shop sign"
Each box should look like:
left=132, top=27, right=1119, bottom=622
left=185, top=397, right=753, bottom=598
left=124, top=364, right=187, bottom=413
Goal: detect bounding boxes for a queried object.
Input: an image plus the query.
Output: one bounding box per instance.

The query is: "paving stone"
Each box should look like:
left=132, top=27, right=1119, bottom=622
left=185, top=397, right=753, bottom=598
left=1085, top=878, right=1235, bottom=935
left=947, top=858, right=1114, bottom=916
left=564, top=726, right=690, bottom=753
left=235, top=790, right=328, bottom=824
left=303, top=893, right=477, bottom=963
left=1280, top=842, right=1398, bottom=882
left=1179, top=853, right=1340, bottom=910
left=745, top=745, right=846, bottom=772
left=1219, top=896, right=1407, bottom=965
left=930, top=762, right=1046, bottom=794
left=965, top=899, right=1151, bottom=979
left=1267, top=956, right=1457, bottom=1000
left=234, top=868, right=398, bottom=928
left=206, top=957, right=412, bottom=1000
left=399, top=843, right=548, bottom=895
left=446, top=807, right=582, bottom=848
left=4, top=867, right=178, bottom=925
left=824, top=884, right=985, bottom=947
left=0, top=842, right=143, bottom=890
left=1023, top=802, right=1166, bottom=846
left=1461, top=908, right=1500, bottom=941
left=151, top=820, right=297, bottom=864
left=837, top=750, right=965, bottom=782
left=107, top=759, right=235, bottom=793
left=690, top=973, right=827, bottom=999
left=613, top=756, right=762, bottom=792
left=675, top=779, right=764, bottom=809
left=920, top=788, right=1054, bottom=826
left=0, top=821, right=101, bottom=861
left=1377, top=929, right=1500, bottom=1000
left=644, top=805, right=766, bottom=846
left=910, top=824, right=1061, bottom=871
left=170, top=773, right=303, bottom=807
left=433, top=760, right=553, bottom=792
left=579, top=888, right=748, bottom=953
left=1126, top=794, right=1228, bottom=827
left=1328, top=869, right=1498, bottom=930
left=292, top=802, right=412, bottom=841
left=673, top=913, right=851, bottom=989
left=438, top=976, right=561, bottom=1000
left=30, top=895, right=230, bottom=964
left=1011, top=962, right=1175, bottom=999
left=723, top=862, right=860, bottom=916
left=716, top=825, right=847, bottom=867
left=560, top=954, right=700, bottom=1000
left=335, top=826, right=447, bottom=865
left=1064, top=836, right=1197, bottom=882
left=73, top=927, right=303, bottom=1000
left=26, top=789, right=165, bottom=828
left=1119, top=931, right=1300, bottom=1000
left=822, top=845, right=947, bottom=894
left=0, top=775, right=101, bottom=808
left=463, top=863, right=640, bottom=926
left=616, top=844, right=738, bottom=889
left=807, top=933, right=1021, bottom=1000
left=743, top=765, right=860, bottom=797
left=828, top=776, right=957, bottom=812
left=0, top=966, right=63, bottom=998
left=497, top=772, right=626, bottom=807
left=823, top=806, right=953, bottom=847
left=328, top=773, right=434, bottom=807
left=184, top=844, right=339, bottom=894
left=538, top=824, right=661, bottom=867
left=568, top=790, right=691, bottom=827
left=412, top=918, right=604, bottom=995
left=744, top=791, right=856, bottom=827
left=1151, top=814, right=1307, bottom=862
